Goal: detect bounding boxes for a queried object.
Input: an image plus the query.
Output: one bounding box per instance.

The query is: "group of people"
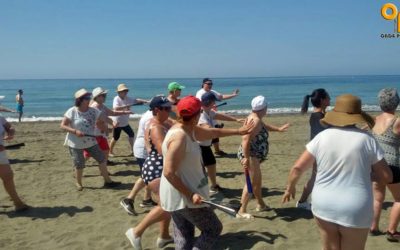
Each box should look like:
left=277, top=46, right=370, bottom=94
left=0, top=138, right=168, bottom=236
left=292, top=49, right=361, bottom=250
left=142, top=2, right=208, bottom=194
left=283, top=88, right=400, bottom=249
left=1, top=82, right=400, bottom=249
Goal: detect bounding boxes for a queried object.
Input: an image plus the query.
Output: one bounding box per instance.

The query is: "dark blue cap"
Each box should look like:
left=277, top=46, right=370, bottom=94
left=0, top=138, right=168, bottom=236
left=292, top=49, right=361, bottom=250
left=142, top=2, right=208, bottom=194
left=201, top=92, right=218, bottom=106
left=149, top=96, right=171, bottom=110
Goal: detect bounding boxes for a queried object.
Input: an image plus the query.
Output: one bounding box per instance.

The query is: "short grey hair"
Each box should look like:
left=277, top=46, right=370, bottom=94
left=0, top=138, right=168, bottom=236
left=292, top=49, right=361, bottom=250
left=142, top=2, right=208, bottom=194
left=378, top=88, right=399, bottom=112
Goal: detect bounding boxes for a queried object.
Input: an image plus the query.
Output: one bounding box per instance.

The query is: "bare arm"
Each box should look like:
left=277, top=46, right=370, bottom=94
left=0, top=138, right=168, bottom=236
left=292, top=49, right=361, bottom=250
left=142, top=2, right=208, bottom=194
left=3, top=121, right=15, bottom=140
left=372, top=159, right=393, bottom=185
left=393, top=118, right=400, bottom=135
left=214, top=112, right=244, bottom=123
left=103, top=105, right=132, bottom=116
left=281, top=150, right=315, bottom=203
left=265, top=122, right=290, bottom=132
left=60, top=117, right=84, bottom=137
left=194, top=119, right=254, bottom=141
left=0, top=106, right=15, bottom=113
left=221, top=89, right=239, bottom=100
left=163, top=132, right=202, bottom=204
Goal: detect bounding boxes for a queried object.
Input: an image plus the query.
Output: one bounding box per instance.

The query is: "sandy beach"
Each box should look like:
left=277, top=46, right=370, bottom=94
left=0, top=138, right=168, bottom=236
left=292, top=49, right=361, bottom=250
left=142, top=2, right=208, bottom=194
left=0, top=114, right=398, bottom=250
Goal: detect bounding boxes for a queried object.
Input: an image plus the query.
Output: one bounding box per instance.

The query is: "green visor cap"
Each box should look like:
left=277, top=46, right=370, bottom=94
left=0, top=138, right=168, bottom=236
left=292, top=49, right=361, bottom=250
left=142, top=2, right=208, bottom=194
left=168, top=82, right=185, bottom=91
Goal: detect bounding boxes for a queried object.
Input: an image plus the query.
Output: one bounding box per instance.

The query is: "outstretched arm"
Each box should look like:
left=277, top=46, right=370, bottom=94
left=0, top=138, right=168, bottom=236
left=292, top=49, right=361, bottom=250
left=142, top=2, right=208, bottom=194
left=221, top=89, right=239, bottom=100
left=214, top=113, right=244, bottom=123
left=194, top=119, right=254, bottom=141
left=282, top=151, right=315, bottom=204
left=265, top=122, right=290, bottom=132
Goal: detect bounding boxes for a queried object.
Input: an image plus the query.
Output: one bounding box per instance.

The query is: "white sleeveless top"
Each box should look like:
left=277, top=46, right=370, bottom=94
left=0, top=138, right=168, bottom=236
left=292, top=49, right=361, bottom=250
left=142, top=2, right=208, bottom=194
left=159, top=128, right=209, bottom=211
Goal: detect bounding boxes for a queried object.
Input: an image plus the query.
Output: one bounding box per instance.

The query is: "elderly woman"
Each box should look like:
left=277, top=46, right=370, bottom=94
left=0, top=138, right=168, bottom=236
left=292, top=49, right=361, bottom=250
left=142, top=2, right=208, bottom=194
left=84, top=87, right=132, bottom=164
left=282, top=94, right=392, bottom=250
left=125, top=96, right=174, bottom=250
left=370, top=88, right=400, bottom=242
left=0, top=115, right=29, bottom=211
left=61, top=89, right=120, bottom=191
left=237, top=95, right=289, bottom=218
left=158, top=95, right=253, bottom=250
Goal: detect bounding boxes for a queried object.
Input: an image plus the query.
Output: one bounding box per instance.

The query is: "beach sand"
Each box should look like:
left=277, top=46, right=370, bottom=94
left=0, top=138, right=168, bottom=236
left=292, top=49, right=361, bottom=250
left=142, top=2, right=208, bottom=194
left=0, top=114, right=397, bottom=250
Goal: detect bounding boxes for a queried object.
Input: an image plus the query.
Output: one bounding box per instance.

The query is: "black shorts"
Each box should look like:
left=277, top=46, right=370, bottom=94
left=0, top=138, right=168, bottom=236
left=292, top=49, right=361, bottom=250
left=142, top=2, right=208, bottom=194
left=200, top=146, right=216, bottom=166
left=389, top=165, right=400, bottom=184
left=113, top=125, right=135, bottom=141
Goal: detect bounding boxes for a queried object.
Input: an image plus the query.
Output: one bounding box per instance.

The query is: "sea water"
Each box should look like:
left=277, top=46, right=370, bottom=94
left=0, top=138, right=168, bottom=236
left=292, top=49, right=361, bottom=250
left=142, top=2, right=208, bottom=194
left=0, top=75, right=399, bottom=122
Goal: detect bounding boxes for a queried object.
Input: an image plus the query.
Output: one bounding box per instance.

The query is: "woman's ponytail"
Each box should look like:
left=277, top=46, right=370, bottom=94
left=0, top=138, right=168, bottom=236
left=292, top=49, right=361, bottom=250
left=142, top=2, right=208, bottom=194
left=301, top=95, right=311, bottom=114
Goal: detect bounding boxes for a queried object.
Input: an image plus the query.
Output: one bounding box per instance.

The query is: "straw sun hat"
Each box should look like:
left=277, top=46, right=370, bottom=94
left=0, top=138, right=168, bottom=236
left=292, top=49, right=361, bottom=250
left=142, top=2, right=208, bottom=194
left=320, top=94, right=374, bottom=128
left=92, top=87, right=108, bottom=99
left=74, top=89, right=91, bottom=99
left=116, top=83, right=129, bottom=92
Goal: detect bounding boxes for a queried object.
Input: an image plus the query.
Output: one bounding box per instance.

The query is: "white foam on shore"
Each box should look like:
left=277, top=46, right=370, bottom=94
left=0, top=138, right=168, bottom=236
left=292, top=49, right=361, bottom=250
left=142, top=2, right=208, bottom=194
left=2, top=105, right=386, bottom=122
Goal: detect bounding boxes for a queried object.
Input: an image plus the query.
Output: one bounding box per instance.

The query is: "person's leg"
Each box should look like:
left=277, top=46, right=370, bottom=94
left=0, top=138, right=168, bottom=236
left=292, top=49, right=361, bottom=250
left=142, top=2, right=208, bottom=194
left=110, top=127, right=122, bottom=156
left=69, top=147, right=85, bottom=189
left=206, top=164, right=217, bottom=187
left=122, top=125, right=135, bottom=155
left=0, top=164, right=27, bottom=209
left=127, top=178, right=146, bottom=200
left=239, top=183, right=250, bottom=214
left=370, top=181, right=386, bottom=232
left=249, top=157, right=266, bottom=208
left=134, top=178, right=169, bottom=237
left=88, top=145, right=115, bottom=183
left=18, top=111, right=22, bottom=122
left=338, top=225, right=369, bottom=250
left=298, top=163, right=317, bottom=203
left=387, top=183, right=400, bottom=234
left=314, top=216, right=341, bottom=250
left=171, top=210, right=195, bottom=250
left=75, top=168, right=83, bottom=188
left=180, top=207, right=223, bottom=250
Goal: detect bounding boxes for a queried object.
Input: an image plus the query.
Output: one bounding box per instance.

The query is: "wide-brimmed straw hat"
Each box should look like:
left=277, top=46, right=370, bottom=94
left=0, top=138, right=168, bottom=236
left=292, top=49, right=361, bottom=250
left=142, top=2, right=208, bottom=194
left=320, top=94, right=374, bottom=127
left=116, top=83, right=129, bottom=92
left=74, top=88, right=91, bottom=99
left=92, top=87, right=108, bottom=99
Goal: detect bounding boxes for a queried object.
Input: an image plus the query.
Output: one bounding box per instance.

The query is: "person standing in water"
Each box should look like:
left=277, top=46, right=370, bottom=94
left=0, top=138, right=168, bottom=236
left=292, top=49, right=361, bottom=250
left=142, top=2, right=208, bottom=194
left=15, top=89, right=24, bottom=122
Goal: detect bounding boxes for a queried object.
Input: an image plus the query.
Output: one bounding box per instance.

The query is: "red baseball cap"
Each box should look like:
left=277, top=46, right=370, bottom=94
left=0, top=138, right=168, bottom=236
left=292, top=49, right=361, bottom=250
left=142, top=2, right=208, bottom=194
left=177, top=95, right=202, bottom=117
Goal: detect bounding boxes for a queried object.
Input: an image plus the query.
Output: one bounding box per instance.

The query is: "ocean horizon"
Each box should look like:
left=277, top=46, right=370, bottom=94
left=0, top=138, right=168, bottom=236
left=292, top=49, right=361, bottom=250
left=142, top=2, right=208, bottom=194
left=1, top=74, right=400, bottom=122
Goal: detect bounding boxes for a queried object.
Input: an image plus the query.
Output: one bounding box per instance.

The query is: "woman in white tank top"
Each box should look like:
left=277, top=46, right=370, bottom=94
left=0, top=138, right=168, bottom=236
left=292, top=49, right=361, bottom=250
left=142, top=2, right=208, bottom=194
left=159, top=96, right=254, bottom=250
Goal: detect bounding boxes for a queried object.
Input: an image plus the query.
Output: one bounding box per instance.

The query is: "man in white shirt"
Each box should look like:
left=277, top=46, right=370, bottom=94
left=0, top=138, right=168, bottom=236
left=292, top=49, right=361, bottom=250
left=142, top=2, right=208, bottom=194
left=195, top=78, right=239, bottom=156
left=109, top=83, right=149, bottom=157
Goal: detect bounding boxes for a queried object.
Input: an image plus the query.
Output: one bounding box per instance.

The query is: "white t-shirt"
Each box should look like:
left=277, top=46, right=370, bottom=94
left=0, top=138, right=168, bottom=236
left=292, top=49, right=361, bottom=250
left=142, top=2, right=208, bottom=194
left=0, top=116, right=7, bottom=146
left=307, top=127, right=384, bottom=228
left=195, top=89, right=222, bottom=101
left=197, top=110, right=216, bottom=146
left=133, top=110, right=154, bottom=159
left=63, top=107, right=101, bottom=149
left=112, top=95, right=136, bottom=127
left=90, top=103, right=108, bottom=137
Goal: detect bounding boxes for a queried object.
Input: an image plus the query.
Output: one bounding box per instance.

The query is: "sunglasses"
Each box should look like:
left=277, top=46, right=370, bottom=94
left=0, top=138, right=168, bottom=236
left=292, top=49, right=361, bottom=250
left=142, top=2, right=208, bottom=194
left=205, top=82, right=213, bottom=85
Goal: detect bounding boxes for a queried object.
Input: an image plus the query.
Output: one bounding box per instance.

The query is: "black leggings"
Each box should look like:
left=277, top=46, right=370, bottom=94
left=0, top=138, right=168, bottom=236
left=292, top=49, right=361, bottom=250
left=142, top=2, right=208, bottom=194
left=113, top=125, right=135, bottom=141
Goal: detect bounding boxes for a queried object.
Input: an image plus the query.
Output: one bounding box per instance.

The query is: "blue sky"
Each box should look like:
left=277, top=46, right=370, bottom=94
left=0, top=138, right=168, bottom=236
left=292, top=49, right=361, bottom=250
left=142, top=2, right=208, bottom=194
left=0, top=0, right=399, bottom=79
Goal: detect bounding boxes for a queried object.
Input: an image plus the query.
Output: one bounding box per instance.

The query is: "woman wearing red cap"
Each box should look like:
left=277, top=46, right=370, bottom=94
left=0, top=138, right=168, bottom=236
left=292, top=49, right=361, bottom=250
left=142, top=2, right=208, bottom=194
left=159, top=95, right=254, bottom=250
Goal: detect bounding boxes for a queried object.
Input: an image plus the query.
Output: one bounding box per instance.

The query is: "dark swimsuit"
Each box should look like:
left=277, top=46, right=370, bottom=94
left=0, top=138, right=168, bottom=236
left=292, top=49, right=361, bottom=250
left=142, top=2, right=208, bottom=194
left=141, top=129, right=164, bottom=185
left=238, top=125, right=269, bottom=162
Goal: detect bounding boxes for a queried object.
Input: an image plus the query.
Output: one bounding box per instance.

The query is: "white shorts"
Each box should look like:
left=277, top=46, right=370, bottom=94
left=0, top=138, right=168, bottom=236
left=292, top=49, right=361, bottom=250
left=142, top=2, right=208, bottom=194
left=0, top=151, right=9, bottom=165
